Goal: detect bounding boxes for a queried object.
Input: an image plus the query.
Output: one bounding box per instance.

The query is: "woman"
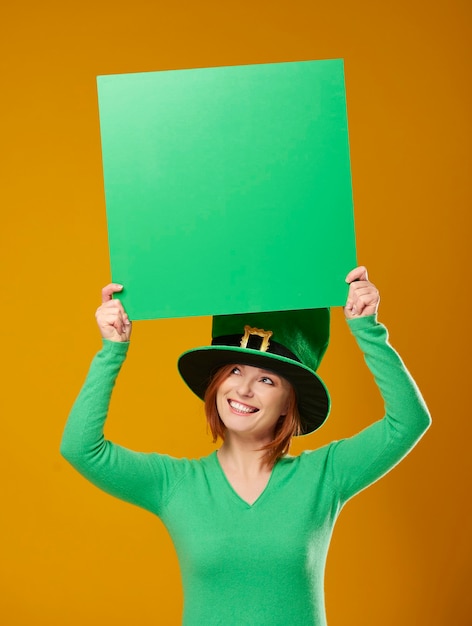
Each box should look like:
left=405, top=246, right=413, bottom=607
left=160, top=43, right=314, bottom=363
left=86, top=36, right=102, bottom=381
left=61, top=266, right=431, bottom=625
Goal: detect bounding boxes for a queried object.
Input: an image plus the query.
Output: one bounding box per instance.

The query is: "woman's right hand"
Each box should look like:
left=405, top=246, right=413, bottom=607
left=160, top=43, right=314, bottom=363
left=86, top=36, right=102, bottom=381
left=95, top=284, right=132, bottom=342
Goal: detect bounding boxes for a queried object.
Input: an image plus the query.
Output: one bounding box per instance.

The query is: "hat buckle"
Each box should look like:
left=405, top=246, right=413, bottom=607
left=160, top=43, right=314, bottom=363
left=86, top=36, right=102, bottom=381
left=240, top=325, right=273, bottom=352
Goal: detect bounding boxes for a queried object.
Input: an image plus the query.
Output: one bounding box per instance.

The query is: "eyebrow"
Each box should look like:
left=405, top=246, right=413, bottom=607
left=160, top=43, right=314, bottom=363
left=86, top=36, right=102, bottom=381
left=234, top=364, right=281, bottom=378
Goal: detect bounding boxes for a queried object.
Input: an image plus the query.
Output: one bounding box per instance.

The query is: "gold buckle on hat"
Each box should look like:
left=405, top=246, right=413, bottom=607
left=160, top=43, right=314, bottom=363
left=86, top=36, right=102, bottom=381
left=240, top=325, right=273, bottom=352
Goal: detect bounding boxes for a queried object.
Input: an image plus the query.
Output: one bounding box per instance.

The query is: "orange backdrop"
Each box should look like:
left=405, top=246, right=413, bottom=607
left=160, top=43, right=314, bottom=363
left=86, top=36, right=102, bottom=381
left=1, top=1, right=470, bottom=624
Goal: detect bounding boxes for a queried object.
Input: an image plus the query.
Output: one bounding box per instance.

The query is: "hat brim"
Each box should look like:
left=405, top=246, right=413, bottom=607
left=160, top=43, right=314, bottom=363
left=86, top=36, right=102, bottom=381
left=178, top=346, right=330, bottom=435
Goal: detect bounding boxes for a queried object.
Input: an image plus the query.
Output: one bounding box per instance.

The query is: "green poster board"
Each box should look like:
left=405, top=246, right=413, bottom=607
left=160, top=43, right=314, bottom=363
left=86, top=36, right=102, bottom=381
left=97, top=59, right=357, bottom=320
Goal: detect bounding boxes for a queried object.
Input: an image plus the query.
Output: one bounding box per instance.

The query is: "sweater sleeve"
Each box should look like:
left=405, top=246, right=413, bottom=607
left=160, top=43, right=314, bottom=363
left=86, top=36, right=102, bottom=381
left=327, top=315, right=431, bottom=504
left=60, top=340, right=184, bottom=516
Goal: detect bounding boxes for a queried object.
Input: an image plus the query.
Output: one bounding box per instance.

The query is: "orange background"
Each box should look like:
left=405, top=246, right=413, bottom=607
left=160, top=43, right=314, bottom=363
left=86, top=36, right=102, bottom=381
left=1, top=1, right=470, bottom=624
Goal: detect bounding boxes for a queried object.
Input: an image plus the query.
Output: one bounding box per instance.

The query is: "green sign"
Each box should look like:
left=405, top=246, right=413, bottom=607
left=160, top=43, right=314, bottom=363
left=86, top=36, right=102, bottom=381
left=97, top=59, right=357, bottom=320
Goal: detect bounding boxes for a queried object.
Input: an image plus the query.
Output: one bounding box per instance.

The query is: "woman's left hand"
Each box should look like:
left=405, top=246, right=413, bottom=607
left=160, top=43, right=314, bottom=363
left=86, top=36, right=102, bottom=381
left=344, top=266, right=380, bottom=319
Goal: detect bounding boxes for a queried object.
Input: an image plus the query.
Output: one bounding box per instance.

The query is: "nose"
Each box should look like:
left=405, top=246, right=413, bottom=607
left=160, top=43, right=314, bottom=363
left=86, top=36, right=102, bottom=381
left=236, top=377, right=254, bottom=398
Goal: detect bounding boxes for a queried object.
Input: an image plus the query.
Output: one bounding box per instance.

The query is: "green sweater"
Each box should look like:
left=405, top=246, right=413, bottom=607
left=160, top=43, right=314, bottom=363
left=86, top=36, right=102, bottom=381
left=61, top=315, right=431, bottom=625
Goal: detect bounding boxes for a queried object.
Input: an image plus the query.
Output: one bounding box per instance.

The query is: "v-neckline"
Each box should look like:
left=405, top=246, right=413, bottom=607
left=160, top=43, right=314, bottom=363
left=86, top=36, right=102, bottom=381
left=213, top=451, right=278, bottom=508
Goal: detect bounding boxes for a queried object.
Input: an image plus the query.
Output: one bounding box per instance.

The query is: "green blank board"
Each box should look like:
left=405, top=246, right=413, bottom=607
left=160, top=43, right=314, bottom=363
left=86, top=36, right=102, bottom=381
left=97, top=58, right=357, bottom=320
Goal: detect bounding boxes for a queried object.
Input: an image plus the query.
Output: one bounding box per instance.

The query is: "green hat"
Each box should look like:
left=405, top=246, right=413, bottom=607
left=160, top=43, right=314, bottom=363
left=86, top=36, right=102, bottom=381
left=178, top=308, right=330, bottom=435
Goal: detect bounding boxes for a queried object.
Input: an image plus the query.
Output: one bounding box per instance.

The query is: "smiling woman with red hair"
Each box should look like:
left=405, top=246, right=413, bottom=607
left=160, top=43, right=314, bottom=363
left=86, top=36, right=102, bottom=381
left=204, top=363, right=301, bottom=469
left=61, top=266, right=431, bottom=625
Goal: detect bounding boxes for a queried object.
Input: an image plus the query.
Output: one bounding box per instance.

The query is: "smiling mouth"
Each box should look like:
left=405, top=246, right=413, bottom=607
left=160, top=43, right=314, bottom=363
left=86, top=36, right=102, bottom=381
left=228, top=400, right=259, bottom=414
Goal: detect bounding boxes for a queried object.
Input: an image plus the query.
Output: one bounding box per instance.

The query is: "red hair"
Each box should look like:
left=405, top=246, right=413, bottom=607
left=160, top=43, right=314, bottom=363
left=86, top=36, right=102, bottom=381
left=204, top=363, right=301, bottom=468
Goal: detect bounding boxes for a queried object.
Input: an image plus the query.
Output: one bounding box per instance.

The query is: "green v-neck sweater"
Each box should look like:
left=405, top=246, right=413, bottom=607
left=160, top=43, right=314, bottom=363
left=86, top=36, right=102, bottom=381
left=61, top=315, right=431, bottom=625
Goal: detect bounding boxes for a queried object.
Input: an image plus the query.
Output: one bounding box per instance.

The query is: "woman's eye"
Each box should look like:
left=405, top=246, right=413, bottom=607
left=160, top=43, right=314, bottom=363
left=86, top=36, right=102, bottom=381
left=231, top=367, right=241, bottom=375
left=261, top=377, right=274, bottom=385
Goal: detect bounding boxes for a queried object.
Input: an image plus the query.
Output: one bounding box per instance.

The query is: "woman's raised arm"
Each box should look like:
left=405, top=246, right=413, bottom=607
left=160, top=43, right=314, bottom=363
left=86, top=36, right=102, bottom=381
left=60, top=285, right=174, bottom=516
left=325, top=267, right=431, bottom=502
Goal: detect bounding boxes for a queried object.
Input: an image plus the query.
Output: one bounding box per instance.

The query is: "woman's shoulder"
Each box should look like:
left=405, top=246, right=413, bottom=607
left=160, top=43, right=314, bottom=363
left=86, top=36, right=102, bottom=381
left=278, top=443, right=338, bottom=471
left=150, top=451, right=219, bottom=508
left=152, top=450, right=217, bottom=473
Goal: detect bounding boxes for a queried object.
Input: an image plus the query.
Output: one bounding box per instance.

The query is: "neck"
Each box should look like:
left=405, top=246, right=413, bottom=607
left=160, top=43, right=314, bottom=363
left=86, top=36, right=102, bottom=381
left=218, top=433, right=271, bottom=474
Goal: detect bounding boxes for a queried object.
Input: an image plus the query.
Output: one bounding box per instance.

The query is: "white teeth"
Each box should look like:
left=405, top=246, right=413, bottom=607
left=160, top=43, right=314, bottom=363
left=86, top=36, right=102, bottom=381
left=229, top=400, right=258, bottom=414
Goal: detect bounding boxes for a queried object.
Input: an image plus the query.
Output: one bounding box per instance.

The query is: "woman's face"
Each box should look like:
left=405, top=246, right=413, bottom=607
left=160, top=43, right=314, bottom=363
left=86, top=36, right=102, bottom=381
left=216, top=364, right=291, bottom=441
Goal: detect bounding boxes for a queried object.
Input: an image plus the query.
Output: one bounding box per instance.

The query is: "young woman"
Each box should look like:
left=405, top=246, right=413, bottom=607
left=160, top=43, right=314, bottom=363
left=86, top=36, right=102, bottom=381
left=61, top=266, right=431, bottom=625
